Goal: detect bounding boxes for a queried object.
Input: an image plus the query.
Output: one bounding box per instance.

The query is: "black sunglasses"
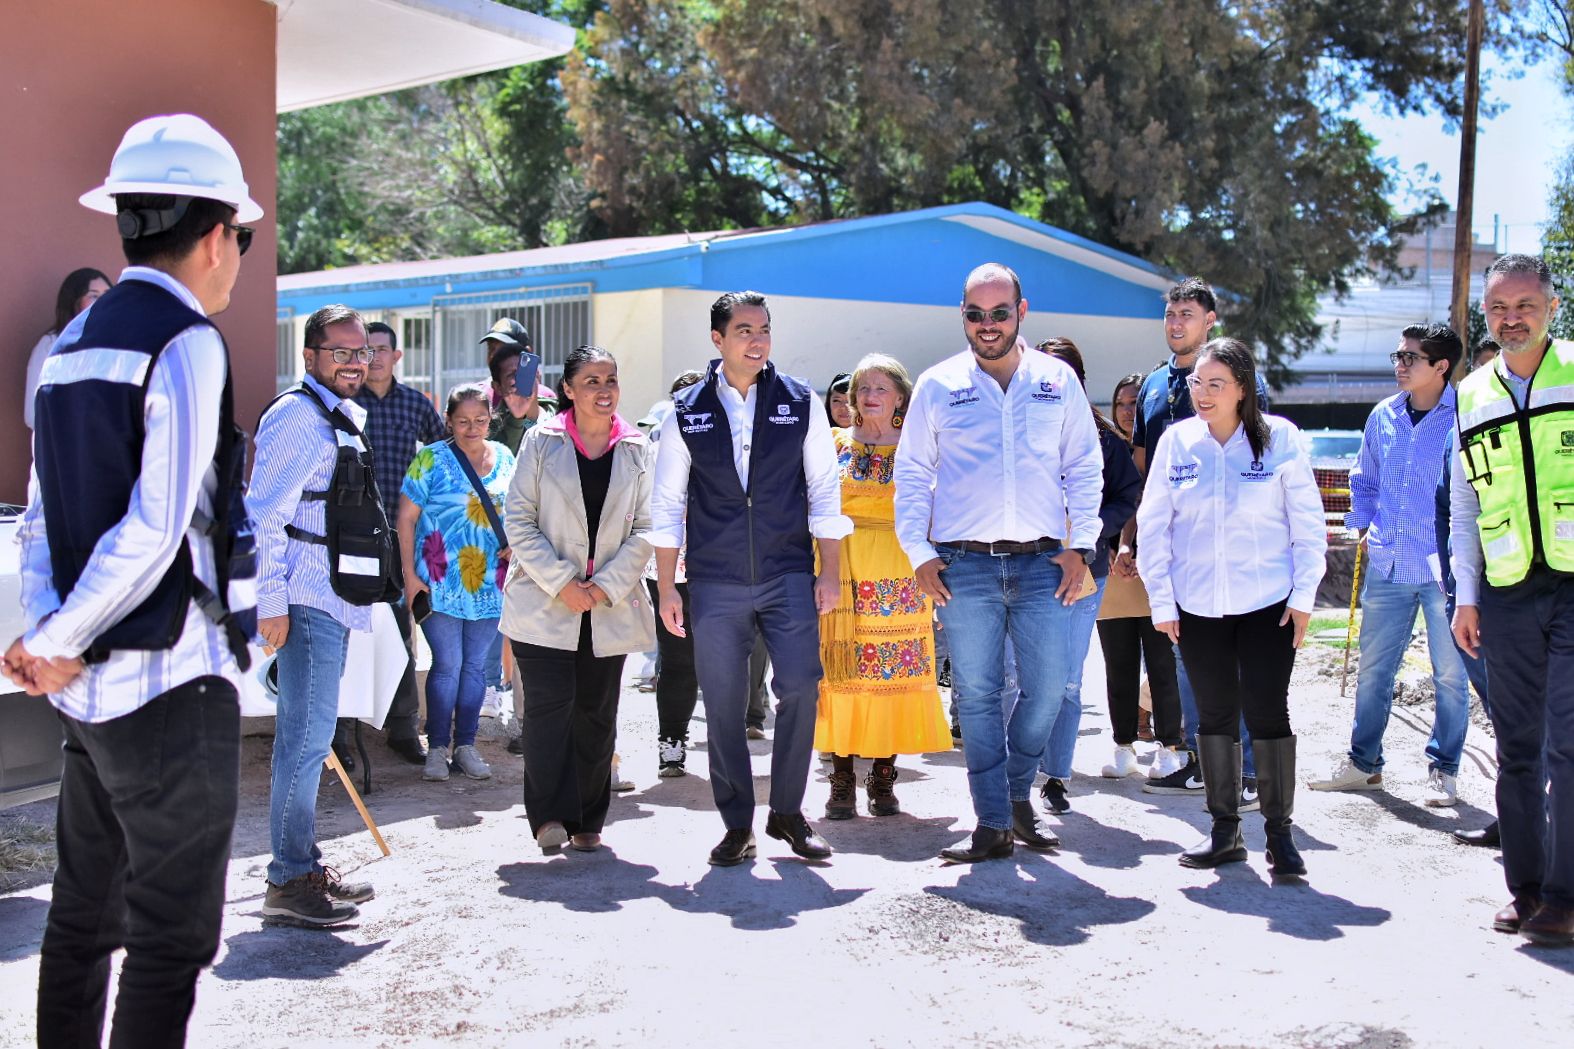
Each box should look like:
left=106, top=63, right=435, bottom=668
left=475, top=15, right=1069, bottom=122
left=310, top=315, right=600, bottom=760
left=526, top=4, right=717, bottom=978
left=962, top=304, right=1018, bottom=324
left=1389, top=350, right=1436, bottom=368
left=225, top=223, right=254, bottom=257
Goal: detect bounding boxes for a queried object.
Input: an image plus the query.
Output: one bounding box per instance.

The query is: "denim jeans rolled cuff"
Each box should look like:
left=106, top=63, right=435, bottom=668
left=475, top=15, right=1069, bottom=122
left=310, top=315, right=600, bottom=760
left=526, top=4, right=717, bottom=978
left=934, top=545, right=1078, bottom=828
left=1348, top=573, right=1471, bottom=776
left=268, top=604, right=350, bottom=886
left=421, top=611, right=500, bottom=750
left=1042, top=575, right=1106, bottom=779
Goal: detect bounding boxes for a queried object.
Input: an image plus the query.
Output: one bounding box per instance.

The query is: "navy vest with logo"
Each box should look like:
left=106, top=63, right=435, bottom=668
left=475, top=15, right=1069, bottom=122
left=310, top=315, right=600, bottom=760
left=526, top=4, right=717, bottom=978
left=32, top=278, right=251, bottom=664
left=674, top=360, right=815, bottom=583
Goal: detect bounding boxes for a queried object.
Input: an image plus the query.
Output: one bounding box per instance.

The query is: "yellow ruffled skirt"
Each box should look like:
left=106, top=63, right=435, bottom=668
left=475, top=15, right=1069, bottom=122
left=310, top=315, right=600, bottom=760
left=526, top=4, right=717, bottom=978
left=815, top=522, right=952, bottom=756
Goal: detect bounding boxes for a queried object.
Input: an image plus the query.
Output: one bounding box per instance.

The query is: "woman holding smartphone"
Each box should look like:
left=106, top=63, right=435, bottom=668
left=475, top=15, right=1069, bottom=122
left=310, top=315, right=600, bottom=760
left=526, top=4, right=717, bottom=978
left=501, top=345, right=655, bottom=853
left=398, top=383, right=516, bottom=783
left=1136, top=338, right=1326, bottom=875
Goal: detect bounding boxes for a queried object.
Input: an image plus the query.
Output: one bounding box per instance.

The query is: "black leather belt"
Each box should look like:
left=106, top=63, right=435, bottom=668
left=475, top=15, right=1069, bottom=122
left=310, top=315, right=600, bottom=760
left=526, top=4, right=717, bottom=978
left=946, top=537, right=1063, bottom=556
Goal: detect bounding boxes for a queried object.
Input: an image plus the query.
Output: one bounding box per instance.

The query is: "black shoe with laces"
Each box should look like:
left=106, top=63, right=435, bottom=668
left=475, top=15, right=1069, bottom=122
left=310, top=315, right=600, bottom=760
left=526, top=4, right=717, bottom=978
left=1040, top=777, right=1070, bottom=814
left=262, top=873, right=359, bottom=927
left=765, top=810, right=832, bottom=859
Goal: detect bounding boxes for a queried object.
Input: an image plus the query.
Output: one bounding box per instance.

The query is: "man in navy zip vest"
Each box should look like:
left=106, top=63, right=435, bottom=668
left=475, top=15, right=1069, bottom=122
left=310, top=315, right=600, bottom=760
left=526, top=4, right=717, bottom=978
left=4, top=114, right=260, bottom=1049
left=650, top=291, right=852, bottom=865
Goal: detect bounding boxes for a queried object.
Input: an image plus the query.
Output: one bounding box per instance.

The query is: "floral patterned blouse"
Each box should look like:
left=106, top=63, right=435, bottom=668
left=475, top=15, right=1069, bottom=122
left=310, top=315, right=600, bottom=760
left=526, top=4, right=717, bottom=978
left=402, top=439, right=516, bottom=621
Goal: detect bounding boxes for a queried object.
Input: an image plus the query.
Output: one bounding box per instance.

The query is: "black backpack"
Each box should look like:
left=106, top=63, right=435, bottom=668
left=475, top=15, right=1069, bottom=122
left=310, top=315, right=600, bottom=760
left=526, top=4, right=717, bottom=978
left=272, top=383, right=403, bottom=605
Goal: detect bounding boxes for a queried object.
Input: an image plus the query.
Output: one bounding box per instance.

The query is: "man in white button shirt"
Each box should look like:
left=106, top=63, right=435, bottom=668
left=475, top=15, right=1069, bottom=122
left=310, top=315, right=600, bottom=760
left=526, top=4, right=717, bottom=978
left=650, top=291, right=852, bottom=866
left=895, top=263, right=1104, bottom=863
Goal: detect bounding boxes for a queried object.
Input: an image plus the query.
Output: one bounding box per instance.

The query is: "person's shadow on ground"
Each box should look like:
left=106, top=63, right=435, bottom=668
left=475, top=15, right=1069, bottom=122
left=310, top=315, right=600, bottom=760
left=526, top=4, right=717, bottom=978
left=1051, top=811, right=1180, bottom=870
left=496, top=850, right=869, bottom=931
left=212, top=929, right=388, bottom=981
left=1180, top=866, right=1391, bottom=940
left=924, top=853, right=1156, bottom=947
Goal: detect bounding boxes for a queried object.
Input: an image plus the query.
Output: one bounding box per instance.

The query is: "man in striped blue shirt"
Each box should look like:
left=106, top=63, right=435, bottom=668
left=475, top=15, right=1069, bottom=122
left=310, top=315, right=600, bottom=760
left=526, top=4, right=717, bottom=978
left=249, top=304, right=380, bottom=928
left=1310, top=323, right=1470, bottom=807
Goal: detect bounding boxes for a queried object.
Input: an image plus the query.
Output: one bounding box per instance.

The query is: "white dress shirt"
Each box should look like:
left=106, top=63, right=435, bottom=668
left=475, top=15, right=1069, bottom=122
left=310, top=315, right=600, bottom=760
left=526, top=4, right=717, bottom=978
left=19, top=267, right=236, bottom=722
left=893, top=343, right=1103, bottom=571
left=648, top=368, right=852, bottom=549
left=1136, top=414, right=1327, bottom=623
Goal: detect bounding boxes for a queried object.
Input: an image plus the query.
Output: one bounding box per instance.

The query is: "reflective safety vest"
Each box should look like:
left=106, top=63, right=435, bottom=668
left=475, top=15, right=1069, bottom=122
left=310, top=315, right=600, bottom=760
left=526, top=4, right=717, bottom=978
left=1455, top=339, right=1574, bottom=587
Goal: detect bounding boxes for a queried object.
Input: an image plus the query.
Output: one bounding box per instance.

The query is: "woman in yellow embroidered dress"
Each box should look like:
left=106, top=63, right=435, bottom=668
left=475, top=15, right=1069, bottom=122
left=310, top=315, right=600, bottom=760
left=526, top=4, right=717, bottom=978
left=816, top=354, right=952, bottom=818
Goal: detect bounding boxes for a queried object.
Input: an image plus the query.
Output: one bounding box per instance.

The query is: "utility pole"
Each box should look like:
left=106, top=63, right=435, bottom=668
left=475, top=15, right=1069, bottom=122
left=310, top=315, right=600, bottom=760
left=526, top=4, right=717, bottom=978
left=1450, top=0, right=1486, bottom=373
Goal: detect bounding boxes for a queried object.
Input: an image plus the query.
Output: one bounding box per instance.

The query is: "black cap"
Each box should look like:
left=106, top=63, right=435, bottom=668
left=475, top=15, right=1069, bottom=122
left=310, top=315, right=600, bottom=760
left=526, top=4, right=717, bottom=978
left=480, top=317, right=530, bottom=348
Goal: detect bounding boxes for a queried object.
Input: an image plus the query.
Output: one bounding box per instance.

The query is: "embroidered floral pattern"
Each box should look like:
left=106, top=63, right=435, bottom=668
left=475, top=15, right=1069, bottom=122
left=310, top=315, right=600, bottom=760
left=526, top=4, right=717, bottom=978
left=855, top=638, right=931, bottom=681
left=853, top=576, right=926, bottom=617
left=840, top=441, right=895, bottom=484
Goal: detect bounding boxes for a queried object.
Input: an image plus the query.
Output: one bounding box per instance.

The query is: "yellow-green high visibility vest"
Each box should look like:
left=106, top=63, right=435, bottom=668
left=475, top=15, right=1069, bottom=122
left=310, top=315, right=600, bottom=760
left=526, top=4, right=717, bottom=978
left=1456, top=338, right=1574, bottom=588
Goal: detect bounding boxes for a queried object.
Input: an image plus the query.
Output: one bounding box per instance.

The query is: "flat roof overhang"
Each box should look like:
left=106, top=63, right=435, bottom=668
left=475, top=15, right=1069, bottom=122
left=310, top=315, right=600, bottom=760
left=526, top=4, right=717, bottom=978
left=274, top=0, right=576, bottom=112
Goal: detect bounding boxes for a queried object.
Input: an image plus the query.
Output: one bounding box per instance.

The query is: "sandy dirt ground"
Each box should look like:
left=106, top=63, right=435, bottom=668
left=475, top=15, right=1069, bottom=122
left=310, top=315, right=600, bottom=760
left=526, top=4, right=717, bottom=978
left=1, top=636, right=1571, bottom=1048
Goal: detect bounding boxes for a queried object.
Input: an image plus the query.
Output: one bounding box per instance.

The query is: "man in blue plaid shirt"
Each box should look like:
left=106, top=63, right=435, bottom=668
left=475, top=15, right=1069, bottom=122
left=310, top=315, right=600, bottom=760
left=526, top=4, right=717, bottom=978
left=352, top=320, right=445, bottom=764
left=1309, top=322, right=1470, bottom=807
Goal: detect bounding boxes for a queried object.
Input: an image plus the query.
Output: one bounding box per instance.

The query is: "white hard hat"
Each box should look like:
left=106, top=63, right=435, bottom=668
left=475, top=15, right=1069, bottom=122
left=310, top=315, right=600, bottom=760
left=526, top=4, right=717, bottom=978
left=80, top=113, right=263, bottom=222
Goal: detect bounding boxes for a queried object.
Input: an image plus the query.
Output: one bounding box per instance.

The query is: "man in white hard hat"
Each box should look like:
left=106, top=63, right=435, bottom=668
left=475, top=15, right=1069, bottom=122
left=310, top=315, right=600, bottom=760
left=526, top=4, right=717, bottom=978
left=2, top=114, right=261, bottom=1048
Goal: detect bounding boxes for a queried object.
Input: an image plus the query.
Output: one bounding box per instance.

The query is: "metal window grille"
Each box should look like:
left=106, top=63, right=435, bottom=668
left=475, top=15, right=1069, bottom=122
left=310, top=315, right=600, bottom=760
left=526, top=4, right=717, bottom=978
left=430, top=284, right=591, bottom=400
left=275, top=308, right=297, bottom=392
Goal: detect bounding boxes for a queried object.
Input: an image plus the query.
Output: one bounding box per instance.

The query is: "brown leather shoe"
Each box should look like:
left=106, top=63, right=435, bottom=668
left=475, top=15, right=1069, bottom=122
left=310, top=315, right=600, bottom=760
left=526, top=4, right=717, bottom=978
left=1493, top=897, right=1541, bottom=934
left=1520, top=903, right=1574, bottom=947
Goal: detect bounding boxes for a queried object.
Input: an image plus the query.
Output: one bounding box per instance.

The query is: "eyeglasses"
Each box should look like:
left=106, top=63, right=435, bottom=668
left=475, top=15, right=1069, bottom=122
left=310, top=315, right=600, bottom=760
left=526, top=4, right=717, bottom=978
left=962, top=305, right=1018, bottom=325
left=1184, top=376, right=1237, bottom=396
left=310, top=346, right=374, bottom=364
left=225, top=223, right=254, bottom=257
left=1390, top=350, right=1436, bottom=368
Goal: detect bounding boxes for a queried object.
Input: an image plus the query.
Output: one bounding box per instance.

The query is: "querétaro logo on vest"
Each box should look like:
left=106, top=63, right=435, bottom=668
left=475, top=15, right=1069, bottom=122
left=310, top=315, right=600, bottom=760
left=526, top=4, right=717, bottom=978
left=681, top=411, right=714, bottom=434
left=1031, top=380, right=1062, bottom=404
left=1561, top=429, right=1574, bottom=449
left=768, top=404, right=799, bottom=424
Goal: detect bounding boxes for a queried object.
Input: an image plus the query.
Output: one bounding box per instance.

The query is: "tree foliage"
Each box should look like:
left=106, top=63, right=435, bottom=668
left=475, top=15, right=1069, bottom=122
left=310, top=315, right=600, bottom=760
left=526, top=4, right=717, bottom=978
left=277, top=0, right=1533, bottom=377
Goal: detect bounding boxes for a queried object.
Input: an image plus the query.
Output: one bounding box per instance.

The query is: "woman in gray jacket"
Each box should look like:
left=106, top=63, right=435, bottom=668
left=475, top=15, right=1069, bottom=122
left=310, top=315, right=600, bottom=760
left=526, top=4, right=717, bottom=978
left=502, top=345, right=656, bottom=853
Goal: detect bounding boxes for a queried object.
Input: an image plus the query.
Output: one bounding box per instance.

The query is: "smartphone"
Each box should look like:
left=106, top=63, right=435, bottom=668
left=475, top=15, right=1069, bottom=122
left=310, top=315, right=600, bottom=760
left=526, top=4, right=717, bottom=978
left=514, top=351, right=542, bottom=400
left=411, top=589, right=433, bottom=624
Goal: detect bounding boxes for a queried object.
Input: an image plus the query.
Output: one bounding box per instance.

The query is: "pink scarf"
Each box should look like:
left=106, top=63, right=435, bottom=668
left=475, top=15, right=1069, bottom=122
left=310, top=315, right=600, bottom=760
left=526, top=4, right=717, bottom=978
left=561, top=407, right=639, bottom=459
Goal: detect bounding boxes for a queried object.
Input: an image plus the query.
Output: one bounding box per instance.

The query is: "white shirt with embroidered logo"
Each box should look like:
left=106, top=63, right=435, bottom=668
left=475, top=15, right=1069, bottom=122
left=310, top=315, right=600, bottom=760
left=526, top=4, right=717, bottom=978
left=1136, top=414, right=1327, bottom=623
left=893, top=342, right=1103, bottom=571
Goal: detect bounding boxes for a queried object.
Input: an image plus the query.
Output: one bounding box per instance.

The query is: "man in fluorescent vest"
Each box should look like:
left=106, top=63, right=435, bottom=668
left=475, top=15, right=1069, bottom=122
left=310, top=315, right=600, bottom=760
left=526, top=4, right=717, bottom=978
left=1450, top=253, right=1574, bottom=947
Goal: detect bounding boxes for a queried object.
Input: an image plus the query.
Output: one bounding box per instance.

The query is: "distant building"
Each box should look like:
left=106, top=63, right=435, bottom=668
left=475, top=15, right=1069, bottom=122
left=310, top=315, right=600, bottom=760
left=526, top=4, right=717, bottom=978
left=276, top=202, right=1181, bottom=418
left=1277, top=213, right=1499, bottom=428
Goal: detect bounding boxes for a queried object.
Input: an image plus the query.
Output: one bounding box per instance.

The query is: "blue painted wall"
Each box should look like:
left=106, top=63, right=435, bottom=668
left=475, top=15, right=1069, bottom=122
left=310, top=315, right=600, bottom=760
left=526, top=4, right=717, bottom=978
left=277, top=203, right=1170, bottom=320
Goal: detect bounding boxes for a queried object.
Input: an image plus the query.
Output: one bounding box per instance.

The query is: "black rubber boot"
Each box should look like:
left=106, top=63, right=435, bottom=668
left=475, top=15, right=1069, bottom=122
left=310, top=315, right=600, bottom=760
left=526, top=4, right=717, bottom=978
left=1256, top=735, right=1307, bottom=877
left=1180, top=734, right=1248, bottom=869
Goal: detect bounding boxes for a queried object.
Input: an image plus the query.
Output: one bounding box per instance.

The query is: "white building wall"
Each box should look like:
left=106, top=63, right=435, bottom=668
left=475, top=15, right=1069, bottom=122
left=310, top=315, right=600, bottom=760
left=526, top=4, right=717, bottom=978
left=647, top=289, right=1164, bottom=416
left=590, top=289, right=667, bottom=418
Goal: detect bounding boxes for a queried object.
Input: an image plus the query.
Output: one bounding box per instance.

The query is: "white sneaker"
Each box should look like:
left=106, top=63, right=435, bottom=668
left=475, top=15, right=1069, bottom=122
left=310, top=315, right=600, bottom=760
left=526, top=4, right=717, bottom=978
left=610, top=754, right=635, bottom=792
left=1423, top=768, right=1458, bottom=807
left=479, top=686, right=510, bottom=720
left=1102, top=745, right=1142, bottom=778
left=423, top=745, right=450, bottom=782
left=1147, top=746, right=1184, bottom=780
left=1306, top=756, right=1384, bottom=792
left=452, top=744, right=492, bottom=780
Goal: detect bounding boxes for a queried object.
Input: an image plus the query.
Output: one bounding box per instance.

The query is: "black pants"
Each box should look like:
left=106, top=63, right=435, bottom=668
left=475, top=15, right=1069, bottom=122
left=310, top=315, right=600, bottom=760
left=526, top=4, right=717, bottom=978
left=1097, top=615, right=1183, bottom=747
left=1176, top=599, right=1295, bottom=742
left=690, top=573, right=823, bottom=830
left=1480, top=569, right=1574, bottom=909
left=38, top=677, right=240, bottom=1049
left=512, top=616, right=625, bottom=835
left=647, top=580, right=771, bottom=739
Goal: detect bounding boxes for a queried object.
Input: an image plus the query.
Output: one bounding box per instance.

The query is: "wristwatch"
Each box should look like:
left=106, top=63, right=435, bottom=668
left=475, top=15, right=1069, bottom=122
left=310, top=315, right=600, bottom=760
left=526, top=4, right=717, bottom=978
left=1073, top=547, right=1095, bottom=566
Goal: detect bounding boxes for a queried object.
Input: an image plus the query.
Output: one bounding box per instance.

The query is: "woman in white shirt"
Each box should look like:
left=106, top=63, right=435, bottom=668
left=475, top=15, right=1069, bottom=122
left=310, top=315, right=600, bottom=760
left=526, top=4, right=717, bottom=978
left=24, top=268, right=112, bottom=428
left=1136, top=338, right=1326, bottom=876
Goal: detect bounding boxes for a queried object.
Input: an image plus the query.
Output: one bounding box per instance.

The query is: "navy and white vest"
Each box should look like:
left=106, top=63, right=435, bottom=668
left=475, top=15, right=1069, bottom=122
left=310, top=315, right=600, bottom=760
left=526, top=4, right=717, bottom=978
left=31, top=278, right=255, bottom=665
left=675, top=360, right=814, bottom=583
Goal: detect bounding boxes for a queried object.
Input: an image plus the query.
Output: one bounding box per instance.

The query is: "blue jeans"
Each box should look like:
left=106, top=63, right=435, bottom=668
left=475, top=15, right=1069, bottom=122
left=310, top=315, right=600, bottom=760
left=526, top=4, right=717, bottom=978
left=421, top=611, right=499, bottom=750
left=484, top=628, right=505, bottom=691
left=935, top=546, right=1078, bottom=829
left=1350, top=571, right=1470, bottom=775
left=269, top=604, right=350, bottom=886
left=1177, top=648, right=1256, bottom=777
left=1042, top=575, right=1107, bottom=779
